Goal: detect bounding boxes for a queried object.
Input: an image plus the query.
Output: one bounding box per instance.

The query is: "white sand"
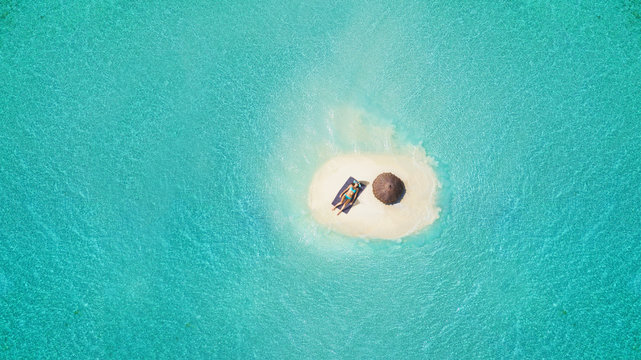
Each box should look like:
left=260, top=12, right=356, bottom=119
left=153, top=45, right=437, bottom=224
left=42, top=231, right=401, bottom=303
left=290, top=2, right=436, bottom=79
left=308, top=152, right=440, bottom=240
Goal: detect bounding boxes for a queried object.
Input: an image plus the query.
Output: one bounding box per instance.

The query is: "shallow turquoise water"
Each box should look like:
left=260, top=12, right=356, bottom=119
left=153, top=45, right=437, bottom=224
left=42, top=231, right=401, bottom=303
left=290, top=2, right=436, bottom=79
left=1, top=1, right=641, bottom=358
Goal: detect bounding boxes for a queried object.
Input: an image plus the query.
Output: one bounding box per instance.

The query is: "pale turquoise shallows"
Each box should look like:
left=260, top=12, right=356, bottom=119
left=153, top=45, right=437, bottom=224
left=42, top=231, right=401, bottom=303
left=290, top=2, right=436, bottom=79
left=1, top=1, right=641, bottom=358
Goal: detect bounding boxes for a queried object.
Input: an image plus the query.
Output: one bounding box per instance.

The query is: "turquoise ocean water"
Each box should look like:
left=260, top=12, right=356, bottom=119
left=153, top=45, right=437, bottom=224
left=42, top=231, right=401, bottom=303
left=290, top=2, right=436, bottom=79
left=2, top=1, right=641, bottom=358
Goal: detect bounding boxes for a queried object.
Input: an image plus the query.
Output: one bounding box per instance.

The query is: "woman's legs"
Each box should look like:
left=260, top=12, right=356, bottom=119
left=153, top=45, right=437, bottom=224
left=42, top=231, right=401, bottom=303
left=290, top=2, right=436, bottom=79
left=332, top=197, right=349, bottom=211
left=336, top=199, right=354, bottom=216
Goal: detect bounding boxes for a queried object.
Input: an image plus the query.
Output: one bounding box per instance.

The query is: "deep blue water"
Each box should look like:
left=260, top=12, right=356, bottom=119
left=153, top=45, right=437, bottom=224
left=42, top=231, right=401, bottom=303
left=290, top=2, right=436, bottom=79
left=1, top=1, right=641, bottom=358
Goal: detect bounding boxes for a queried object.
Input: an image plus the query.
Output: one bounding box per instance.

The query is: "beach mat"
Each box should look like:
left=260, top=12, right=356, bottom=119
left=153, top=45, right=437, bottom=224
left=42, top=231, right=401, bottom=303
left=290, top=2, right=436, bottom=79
left=331, top=177, right=366, bottom=214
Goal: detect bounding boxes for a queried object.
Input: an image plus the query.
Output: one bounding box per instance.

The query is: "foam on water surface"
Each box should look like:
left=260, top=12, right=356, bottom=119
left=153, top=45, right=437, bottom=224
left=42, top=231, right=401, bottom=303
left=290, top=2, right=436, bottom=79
left=263, top=104, right=443, bottom=245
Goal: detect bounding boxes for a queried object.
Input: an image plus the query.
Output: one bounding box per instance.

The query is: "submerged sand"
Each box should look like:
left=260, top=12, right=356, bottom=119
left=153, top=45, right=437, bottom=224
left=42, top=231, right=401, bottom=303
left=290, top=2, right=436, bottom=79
left=308, top=153, right=440, bottom=240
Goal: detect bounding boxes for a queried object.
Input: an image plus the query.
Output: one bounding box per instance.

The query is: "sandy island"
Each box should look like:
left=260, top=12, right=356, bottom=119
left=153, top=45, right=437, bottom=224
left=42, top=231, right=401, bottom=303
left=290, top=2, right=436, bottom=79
left=308, top=152, right=440, bottom=240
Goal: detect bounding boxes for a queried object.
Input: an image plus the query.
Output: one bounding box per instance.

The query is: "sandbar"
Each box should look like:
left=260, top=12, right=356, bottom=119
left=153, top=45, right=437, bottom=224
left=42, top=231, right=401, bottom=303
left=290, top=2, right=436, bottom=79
left=308, top=153, right=440, bottom=240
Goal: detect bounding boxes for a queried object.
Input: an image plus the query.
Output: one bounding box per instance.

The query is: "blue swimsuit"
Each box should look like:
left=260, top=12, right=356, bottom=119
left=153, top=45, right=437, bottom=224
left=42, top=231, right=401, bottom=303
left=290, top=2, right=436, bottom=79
left=344, top=186, right=357, bottom=200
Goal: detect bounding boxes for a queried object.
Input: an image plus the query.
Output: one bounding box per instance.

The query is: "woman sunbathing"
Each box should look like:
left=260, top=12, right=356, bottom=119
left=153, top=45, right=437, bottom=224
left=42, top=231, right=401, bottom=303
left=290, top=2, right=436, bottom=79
left=332, top=180, right=362, bottom=216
